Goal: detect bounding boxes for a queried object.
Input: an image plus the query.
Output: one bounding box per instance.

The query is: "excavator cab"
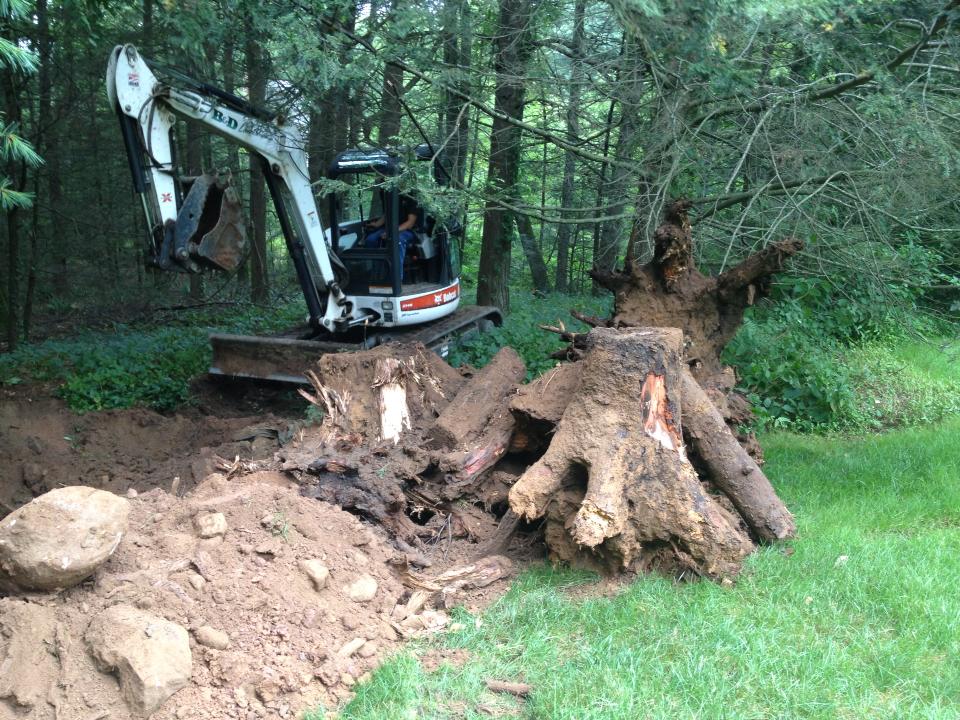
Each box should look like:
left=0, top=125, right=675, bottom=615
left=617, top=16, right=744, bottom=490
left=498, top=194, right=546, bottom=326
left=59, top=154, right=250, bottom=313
left=324, top=147, right=462, bottom=325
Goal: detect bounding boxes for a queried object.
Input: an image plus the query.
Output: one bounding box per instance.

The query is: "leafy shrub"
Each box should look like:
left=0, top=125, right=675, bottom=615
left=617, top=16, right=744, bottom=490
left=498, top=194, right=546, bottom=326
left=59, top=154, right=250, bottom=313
left=725, top=268, right=958, bottom=431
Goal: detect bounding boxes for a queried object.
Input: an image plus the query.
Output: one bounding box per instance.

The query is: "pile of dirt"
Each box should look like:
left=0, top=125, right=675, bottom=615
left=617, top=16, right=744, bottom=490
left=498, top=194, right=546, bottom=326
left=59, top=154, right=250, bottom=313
left=0, top=472, right=474, bottom=719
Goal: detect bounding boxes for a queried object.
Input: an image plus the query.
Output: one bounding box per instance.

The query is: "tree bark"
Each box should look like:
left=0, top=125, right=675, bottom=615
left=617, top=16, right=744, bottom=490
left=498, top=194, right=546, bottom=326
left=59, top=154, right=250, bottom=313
left=245, top=19, right=269, bottom=303
left=477, top=0, right=536, bottom=311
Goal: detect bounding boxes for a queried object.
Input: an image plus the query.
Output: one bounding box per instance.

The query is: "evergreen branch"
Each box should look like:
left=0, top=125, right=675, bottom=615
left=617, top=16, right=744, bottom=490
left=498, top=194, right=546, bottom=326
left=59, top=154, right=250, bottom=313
left=0, top=178, right=33, bottom=211
left=0, top=123, right=43, bottom=167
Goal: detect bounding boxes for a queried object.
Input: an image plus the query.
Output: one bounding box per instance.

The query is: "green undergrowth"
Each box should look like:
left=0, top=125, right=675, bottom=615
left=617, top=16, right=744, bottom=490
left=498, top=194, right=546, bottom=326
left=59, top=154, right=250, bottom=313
left=320, top=417, right=960, bottom=720
left=0, top=301, right=304, bottom=411
left=725, top=274, right=959, bottom=432
left=448, top=292, right=611, bottom=379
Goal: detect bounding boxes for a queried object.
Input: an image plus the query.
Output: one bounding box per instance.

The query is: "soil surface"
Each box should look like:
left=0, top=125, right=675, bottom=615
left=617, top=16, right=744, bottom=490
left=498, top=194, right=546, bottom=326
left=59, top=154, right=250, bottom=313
left=0, top=383, right=530, bottom=719
left=0, top=383, right=294, bottom=512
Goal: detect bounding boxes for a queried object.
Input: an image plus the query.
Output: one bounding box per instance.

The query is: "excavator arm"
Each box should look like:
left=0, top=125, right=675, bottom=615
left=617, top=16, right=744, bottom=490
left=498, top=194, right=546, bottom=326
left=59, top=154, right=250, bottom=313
left=106, top=44, right=349, bottom=332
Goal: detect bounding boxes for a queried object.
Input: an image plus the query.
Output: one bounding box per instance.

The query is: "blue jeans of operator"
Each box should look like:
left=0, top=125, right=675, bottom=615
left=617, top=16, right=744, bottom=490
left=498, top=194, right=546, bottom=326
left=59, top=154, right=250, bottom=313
left=365, top=227, right=414, bottom=278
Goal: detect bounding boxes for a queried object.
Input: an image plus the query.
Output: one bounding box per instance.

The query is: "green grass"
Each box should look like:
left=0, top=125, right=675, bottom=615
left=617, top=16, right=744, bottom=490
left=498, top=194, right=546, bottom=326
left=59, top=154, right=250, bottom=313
left=321, top=418, right=960, bottom=720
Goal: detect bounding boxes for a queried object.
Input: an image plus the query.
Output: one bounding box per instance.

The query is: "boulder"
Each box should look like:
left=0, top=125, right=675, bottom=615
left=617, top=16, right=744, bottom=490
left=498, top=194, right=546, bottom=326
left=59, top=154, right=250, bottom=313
left=86, top=605, right=192, bottom=716
left=0, top=486, right=129, bottom=591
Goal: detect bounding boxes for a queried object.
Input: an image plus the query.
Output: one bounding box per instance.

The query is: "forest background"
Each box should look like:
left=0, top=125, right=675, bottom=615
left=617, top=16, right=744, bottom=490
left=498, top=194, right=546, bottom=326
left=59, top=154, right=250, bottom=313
left=1, top=0, right=958, bottom=431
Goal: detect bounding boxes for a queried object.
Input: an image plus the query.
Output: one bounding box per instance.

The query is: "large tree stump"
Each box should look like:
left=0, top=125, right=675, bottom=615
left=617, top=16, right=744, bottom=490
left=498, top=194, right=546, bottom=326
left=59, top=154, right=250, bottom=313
left=576, top=199, right=803, bottom=462
left=509, top=328, right=753, bottom=578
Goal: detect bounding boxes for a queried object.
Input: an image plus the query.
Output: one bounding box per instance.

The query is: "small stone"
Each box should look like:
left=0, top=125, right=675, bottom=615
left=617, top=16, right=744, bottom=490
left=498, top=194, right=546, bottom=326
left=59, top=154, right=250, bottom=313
left=299, top=560, right=329, bottom=591
left=301, top=608, right=319, bottom=629
left=380, top=624, right=399, bottom=641
left=341, top=615, right=360, bottom=631
left=238, top=543, right=254, bottom=555
left=234, top=687, right=249, bottom=708
left=357, top=641, right=378, bottom=658
left=152, top=513, right=164, bottom=523
left=195, top=512, right=228, bottom=539
left=126, top=488, right=139, bottom=499
left=254, top=540, right=281, bottom=556
left=340, top=673, right=355, bottom=687
left=346, top=575, right=378, bottom=602
left=188, top=573, right=207, bottom=591
left=255, top=671, right=281, bottom=703
left=337, top=637, right=366, bottom=658
left=194, top=626, right=231, bottom=650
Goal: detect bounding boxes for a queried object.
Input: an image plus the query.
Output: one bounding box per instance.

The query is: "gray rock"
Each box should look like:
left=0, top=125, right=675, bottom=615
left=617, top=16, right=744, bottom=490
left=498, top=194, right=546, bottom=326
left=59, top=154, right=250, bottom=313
left=194, top=625, right=230, bottom=650
left=298, top=560, right=329, bottom=591
left=0, top=486, right=129, bottom=591
left=86, top=605, right=192, bottom=716
left=345, top=574, right=378, bottom=602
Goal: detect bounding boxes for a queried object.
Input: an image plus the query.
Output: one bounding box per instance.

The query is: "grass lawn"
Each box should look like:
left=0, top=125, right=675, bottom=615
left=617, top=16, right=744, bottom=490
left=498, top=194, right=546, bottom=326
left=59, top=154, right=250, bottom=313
left=326, top=417, right=960, bottom=720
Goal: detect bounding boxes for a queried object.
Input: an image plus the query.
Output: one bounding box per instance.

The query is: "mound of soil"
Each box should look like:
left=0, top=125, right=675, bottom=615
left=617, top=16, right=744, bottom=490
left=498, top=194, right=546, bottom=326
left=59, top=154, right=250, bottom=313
left=1, top=474, right=409, bottom=719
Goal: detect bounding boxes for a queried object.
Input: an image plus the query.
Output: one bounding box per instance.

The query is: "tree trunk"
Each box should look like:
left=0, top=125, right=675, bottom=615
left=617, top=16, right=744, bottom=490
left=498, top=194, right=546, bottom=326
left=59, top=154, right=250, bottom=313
left=427, top=346, right=525, bottom=450
left=509, top=328, right=753, bottom=578
left=246, top=26, right=269, bottom=303
left=477, top=0, right=536, bottom=311
left=554, top=0, right=586, bottom=293
left=377, top=24, right=403, bottom=147
left=595, top=36, right=644, bottom=276
left=680, top=368, right=795, bottom=541
left=441, top=0, right=471, bottom=188
left=515, top=213, right=551, bottom=294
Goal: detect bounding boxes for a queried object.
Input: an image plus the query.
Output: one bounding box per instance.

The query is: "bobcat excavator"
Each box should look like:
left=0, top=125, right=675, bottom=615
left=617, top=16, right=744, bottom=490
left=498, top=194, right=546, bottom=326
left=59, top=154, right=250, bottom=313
left=106, top=44, right=500, bottom=383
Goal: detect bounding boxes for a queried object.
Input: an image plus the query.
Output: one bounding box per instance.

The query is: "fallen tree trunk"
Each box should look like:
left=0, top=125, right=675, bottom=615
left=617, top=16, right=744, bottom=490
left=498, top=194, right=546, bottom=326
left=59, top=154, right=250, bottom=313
left=509, top=327, right=753, bottom=578
left=680, top=368, right=795, bottom=541
left=427, top=347, right=525, bottom=450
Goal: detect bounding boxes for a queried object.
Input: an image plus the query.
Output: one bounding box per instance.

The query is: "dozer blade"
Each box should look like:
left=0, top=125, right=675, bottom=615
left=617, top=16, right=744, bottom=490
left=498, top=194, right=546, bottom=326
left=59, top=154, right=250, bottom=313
left=210, top=332, right=358, bottom=384
left=176, top=173, right=248, bottom=273
left=208, top=305, right=504, bottom=385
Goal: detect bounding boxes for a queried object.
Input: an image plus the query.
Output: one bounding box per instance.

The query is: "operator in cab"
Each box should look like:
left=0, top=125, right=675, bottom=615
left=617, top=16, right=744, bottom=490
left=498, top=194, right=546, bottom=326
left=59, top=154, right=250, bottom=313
left=364, top=191, right=418, bottom=272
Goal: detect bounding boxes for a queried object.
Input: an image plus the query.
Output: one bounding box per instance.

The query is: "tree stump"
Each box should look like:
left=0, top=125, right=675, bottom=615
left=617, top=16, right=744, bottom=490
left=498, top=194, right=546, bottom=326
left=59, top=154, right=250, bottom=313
left=509, top=328, right=754, bottom=578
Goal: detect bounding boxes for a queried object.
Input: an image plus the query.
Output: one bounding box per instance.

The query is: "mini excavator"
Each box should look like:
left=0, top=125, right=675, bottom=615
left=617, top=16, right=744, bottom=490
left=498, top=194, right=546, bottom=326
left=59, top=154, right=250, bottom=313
left=106, top=44, right=500, bottom=383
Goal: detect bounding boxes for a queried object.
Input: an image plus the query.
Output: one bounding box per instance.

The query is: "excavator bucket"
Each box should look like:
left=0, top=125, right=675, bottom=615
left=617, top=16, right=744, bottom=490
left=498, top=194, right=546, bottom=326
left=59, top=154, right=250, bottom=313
left=176, top=173, right=248, bottom=273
